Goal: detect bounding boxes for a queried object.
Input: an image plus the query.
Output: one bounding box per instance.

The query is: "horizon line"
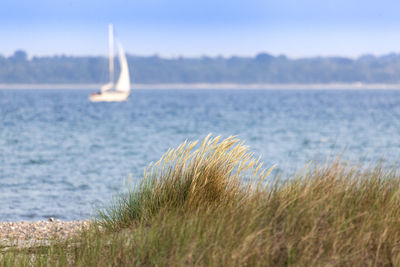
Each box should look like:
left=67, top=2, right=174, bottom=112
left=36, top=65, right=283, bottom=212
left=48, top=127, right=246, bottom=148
left=1, top=82, right=400, bottom=90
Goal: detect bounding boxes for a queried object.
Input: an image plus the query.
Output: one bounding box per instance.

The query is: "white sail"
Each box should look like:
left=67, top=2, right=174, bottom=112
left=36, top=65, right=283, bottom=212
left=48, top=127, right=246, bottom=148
left=108, top=24, right=114, bottom=85
left=89, top=24, right=131, bottom=102
left=100, top=24, right=114, bottom=93
left=115, top=42, right=130, bottom=93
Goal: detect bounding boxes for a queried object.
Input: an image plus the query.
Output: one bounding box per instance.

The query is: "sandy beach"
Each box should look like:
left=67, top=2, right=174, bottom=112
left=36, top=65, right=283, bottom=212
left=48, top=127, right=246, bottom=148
left=0, top=220, right=90, bottom=249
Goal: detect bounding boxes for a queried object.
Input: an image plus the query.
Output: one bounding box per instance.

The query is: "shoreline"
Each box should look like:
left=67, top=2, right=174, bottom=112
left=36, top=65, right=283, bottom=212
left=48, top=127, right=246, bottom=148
left=1, top=82, right=400, bottom=90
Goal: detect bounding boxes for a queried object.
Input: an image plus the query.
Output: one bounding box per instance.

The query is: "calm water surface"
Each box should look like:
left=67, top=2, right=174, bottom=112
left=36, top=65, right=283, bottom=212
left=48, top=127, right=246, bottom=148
left=1, top=89, right=400, bottom=221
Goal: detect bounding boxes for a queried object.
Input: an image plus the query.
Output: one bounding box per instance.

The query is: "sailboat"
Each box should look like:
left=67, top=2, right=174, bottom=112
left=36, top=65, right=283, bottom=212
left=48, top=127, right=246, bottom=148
left=90, top=24, right=130, bottom=102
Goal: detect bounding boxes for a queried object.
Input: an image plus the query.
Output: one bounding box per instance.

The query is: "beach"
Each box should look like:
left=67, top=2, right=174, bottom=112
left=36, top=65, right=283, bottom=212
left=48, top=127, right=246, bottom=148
left=0, top=220, right=90, bottom=249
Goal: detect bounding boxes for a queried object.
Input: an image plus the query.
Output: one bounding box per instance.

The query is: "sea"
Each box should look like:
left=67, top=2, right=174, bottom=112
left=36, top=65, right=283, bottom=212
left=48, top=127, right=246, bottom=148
left=1, top=88, right=400, bottom=221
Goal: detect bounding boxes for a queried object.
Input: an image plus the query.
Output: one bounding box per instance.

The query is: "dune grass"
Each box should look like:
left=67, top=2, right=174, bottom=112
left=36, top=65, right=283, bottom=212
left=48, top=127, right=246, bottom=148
left=2, top=135, right=400, bottom=266
left=97, top=135, right=270, bottom=231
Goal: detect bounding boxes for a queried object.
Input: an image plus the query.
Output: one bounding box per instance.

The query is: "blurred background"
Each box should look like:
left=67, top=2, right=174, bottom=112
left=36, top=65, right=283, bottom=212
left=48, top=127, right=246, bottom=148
left=2, top=0, right=400, bottom=84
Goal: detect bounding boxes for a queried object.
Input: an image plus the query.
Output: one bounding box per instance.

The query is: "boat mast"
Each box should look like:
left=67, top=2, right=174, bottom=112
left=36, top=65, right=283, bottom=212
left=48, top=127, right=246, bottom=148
left=109, top=24, right=114, bottom=85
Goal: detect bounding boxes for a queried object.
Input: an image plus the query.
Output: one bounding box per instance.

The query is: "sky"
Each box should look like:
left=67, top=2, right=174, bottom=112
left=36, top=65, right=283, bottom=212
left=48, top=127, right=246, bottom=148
left=1, top=0, right=400, bottom=58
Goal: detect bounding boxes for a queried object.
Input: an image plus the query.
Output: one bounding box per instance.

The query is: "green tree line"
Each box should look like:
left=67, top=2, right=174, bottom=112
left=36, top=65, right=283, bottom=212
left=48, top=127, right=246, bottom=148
left=1, top=50, right=400, bottom=83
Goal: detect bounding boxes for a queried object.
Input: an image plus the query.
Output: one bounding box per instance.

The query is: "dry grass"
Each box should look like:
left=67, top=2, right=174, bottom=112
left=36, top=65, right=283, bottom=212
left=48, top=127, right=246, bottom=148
left=97, top=135, right=271, bottom=231
left=2, top=135, right=400, bottom=266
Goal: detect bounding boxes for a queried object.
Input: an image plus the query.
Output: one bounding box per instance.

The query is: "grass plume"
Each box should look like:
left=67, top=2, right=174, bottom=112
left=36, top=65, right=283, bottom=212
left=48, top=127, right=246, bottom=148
left=97, top=134, right=269, bottom=230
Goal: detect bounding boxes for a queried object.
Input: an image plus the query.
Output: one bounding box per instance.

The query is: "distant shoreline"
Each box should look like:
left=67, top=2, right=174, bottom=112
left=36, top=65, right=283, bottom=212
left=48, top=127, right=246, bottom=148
left=1, top=83, right=400, bottom=90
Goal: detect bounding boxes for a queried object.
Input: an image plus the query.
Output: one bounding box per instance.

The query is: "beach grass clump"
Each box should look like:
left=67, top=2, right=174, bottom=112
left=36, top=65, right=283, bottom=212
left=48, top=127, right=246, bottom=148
left=3, top=135, right=400, bottom=266
left=97, top=134, right=269, bottom=231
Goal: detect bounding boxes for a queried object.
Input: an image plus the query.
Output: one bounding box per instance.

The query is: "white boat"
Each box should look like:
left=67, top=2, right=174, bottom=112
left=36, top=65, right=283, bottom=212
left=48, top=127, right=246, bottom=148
left=90, top=24, right=130, bottom=102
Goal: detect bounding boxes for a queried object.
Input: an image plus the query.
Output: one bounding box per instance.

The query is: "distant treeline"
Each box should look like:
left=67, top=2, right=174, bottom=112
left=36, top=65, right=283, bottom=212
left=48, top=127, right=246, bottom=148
left=2, top=50, right=400, bottom=84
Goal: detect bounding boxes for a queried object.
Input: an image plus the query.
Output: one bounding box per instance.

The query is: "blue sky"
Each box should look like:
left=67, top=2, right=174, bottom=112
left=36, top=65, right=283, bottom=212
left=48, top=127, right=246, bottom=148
left=1, top=0, right=400, bottom=58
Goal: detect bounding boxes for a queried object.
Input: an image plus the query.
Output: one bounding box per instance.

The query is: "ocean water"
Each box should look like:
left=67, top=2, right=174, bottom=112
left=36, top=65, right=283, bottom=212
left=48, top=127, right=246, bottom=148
left=1, top=88, right=400, bottom=221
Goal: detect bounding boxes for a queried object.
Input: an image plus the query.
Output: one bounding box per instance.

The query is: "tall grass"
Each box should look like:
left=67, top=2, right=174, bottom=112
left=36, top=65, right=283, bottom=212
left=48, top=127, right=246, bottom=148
left=2, top=135, right=400, bottom=266
left=97, top=135, right=270, bottom=231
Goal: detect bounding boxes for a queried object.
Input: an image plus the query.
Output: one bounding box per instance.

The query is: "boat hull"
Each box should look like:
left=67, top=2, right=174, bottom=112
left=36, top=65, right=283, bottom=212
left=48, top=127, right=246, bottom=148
left=89, top=91, right=129, bottom=102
